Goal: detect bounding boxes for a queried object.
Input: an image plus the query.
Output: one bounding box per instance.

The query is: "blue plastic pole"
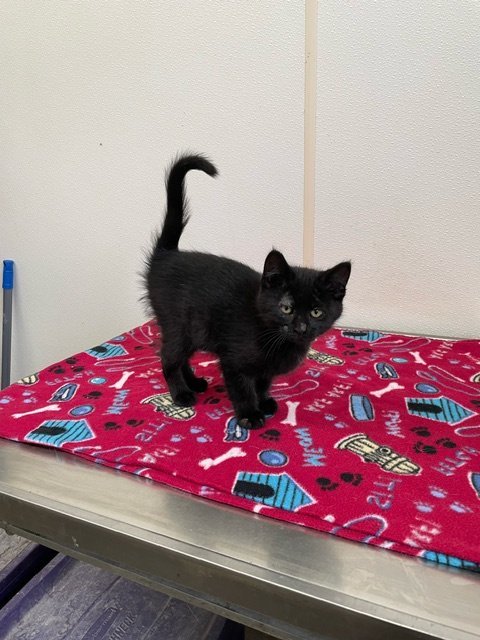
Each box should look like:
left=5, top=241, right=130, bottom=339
left=2, top=260, right=14, bottom=390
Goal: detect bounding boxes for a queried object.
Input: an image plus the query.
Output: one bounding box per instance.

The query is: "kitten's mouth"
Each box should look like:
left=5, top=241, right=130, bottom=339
left=286, top=332, right=310, bottom=347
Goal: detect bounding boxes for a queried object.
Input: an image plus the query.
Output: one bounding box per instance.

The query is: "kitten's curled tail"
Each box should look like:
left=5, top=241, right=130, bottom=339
left=155, top=153, right=218, bottom=252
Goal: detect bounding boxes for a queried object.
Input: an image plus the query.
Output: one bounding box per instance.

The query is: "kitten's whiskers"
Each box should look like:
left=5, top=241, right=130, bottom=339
left=263, top=331, right=286, bottom=362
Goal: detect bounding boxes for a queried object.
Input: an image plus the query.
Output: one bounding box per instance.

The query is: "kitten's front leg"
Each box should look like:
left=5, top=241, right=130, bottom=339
left=221, top=366, right=264, bottom=429
left=255, top=376, right=278, bottom=417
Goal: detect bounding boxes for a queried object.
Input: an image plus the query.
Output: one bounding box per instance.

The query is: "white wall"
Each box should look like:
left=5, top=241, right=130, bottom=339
left=315, top=1, right=480, bottom=338
left=1, top=2, right=479, bottom=382
left=0, top=1, right=304, bottom=381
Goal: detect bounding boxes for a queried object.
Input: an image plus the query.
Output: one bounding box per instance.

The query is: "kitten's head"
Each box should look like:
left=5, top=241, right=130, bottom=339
left=257, top=250, right=351, bottom=347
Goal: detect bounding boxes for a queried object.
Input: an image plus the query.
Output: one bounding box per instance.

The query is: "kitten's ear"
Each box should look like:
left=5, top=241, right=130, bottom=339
left=262, top=250, right=292, bottom=289
left=321, top=261, right=351, bottom=300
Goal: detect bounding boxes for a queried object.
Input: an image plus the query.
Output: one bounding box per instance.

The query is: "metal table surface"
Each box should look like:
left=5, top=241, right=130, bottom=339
left=0, top=439, right=478, bottom=640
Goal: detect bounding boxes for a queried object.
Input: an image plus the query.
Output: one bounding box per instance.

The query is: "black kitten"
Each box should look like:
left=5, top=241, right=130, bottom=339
left=146, top=154, right=351, bottom=429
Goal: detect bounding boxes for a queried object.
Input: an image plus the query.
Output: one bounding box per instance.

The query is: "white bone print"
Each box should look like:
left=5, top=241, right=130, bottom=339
left=109, top=371, right=134, bottom=389
left=410, top=351, right=426, bottom=365
left=199, top=447, right=246, bottom=470
left=280, top=401, right=300, bottom=427
left=13, top=404, right=61, bottom=418
left=370, top=382, right=405, bottom=398
left=198, top=359, right=218, bottom=368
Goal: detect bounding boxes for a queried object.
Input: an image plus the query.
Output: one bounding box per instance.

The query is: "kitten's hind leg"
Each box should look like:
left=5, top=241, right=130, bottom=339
left=161, top=346, right=196, bottom=407
left=256, top=376, right=278, bottom=417
left=182, top=364, right=208, bottom=393
left=221, top=364, right=264, bottom=430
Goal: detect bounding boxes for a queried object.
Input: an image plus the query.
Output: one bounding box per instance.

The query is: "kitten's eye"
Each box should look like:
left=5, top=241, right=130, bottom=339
left=310, top=308, right=324, bottom=319
left=280, top=303, right=293, bottom=315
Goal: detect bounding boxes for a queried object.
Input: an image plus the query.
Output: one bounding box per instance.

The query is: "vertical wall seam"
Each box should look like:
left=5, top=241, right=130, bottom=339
left=303, top=0, right=317, bottom=267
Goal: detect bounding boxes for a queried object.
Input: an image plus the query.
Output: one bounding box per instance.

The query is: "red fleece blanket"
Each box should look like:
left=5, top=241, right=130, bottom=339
left=0, top=322, right=479, bottom=570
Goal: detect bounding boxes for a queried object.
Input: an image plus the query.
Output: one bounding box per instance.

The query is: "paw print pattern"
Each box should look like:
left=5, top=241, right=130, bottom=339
left=429, top=486, right=448, bottom=499
left=340, top=472, right=363, bottom=486
left=49, top=365, right=66, bottom=374
left=202, top=385, right=226, bottom=405
left=104, top=421, right=121, bottom=430
left=49, top=357, right=85, bottom=375
left=261, top=429, right=281, bottom=441
left=316, top=477, right=339, bottom=491
left=427, top=488, right=473, bottom=515
left=411, top=426, right=431, bottom=437
left=414, top=442, right=437, bottom=454
left=411, top=430, right=456, bottom=451
left=450, top=502, right=473, bottom=514
left=316, top=472, right=363, bottom=491
left=415, top=501, right=434, bottom=513
left=22, top=396, right=37, bottom=404
left=342, top=343, right=373, bottom=356
left=196, top=435, right=212, bottom=443
left=104, top=419, right=143, bottom=430
left=435, top=437, right=456, bottom=449
left=190, top=426, right=212, bottom=443
left=84, top=391, right=102, bottom=399
left=127, top=419, right=144, bottom=427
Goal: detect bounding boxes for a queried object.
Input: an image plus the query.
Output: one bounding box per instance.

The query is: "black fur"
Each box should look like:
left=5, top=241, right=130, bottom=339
left=146, top=153, right=351, bottom=429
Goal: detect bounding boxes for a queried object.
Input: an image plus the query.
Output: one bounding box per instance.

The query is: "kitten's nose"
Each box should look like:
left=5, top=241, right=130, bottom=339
left=294, top=322, right=307, bottom=335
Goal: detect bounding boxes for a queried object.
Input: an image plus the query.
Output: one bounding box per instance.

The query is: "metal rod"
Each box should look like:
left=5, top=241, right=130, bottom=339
left=1, top=260, right=14, bottom=389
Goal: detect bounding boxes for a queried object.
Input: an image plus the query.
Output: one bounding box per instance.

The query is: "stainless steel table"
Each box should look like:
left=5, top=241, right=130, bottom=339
left=0, top=438, right=478, bottom=640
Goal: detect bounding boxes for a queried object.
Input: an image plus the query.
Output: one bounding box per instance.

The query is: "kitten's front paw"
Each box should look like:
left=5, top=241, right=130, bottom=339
left=259, top=397, right=278, bottom=417
left=238, top=410, right=265, bottom=430
left=173, top=390, right=196, bottom=407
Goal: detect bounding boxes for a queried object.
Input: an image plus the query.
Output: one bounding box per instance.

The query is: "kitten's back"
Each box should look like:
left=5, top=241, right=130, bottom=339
left=147, top=250, right=261, bottom=351
left=148, top=250, right=260, bottom=315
